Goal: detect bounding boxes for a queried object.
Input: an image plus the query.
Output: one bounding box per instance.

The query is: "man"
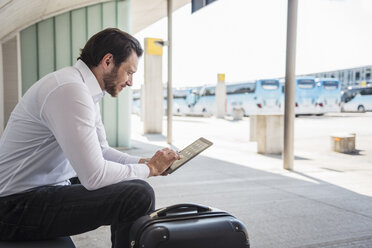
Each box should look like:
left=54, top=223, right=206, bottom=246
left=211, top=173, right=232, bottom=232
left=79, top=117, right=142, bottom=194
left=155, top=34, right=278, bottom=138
left=0, top=28, right=181, bottom=247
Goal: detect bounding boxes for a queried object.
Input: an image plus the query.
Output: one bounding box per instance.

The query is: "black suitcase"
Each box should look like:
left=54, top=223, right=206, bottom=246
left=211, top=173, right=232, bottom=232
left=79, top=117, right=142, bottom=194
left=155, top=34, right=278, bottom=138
left=130, top=203, right=250, bottom=248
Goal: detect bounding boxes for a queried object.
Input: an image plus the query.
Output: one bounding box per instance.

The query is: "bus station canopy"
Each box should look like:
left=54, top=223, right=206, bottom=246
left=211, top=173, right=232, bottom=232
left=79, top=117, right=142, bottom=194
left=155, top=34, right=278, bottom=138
left=0, top=0, right=190, bottom=42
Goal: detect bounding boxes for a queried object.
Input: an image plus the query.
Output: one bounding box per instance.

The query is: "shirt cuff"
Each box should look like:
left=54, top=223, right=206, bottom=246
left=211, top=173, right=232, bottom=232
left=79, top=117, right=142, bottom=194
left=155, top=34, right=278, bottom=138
left=135, top=163, right=150, bottom=178
left=125, top=155, right=142, bottom=164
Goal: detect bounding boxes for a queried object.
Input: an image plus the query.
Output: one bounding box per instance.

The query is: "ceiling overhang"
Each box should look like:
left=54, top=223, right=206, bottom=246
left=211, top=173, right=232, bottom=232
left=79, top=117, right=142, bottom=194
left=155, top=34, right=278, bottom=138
left=132, top=0, right=190, bottom=34
left=0, top=0, right=190, bottom=42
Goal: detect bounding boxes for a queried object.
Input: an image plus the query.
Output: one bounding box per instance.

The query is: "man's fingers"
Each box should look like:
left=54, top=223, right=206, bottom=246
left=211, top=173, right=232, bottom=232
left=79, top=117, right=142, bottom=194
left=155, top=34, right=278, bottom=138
left=149, top=149, right=183, bottom=176
left=165, top=150, right=182, bottom=160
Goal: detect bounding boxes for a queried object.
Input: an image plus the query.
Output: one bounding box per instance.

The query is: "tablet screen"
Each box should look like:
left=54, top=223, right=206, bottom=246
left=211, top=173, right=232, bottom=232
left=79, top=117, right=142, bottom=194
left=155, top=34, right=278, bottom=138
left=166, top=137, right=213, bottom=174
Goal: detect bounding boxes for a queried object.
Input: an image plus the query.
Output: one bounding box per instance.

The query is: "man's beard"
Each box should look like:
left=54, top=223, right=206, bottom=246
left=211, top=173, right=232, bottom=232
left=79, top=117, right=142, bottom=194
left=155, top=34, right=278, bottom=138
left=103, top=66, right=119, bottom=97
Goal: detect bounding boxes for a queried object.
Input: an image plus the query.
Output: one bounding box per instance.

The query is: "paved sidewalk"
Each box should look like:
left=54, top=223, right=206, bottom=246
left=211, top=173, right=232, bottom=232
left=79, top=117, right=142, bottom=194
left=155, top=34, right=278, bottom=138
left=72, top=113, right=372, bottom=248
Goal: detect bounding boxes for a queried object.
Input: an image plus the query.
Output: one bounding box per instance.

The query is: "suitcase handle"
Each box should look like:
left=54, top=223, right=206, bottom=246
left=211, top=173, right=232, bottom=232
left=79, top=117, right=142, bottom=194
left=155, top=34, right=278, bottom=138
left=152, top=203, right=211, bottom=218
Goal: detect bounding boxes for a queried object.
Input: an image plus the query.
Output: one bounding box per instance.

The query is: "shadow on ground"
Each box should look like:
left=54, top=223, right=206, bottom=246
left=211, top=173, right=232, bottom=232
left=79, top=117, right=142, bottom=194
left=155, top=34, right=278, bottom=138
left=73, top=140, right=372, bottom=248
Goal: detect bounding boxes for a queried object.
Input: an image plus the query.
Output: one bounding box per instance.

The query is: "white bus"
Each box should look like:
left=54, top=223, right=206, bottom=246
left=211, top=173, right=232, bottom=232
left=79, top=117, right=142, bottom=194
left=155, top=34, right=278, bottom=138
left=295, top=77, right=319, bottom=115
left=186, top=79, right=282, bottom=116
left=132, top=87, right=190, bottom=116
left=315, top=78, right=342, bottom=114
left=341, top=85, right=372, bottom=112
left=188, top=85, right=216, bottom=116
left=254, top=79, right=282, bottom=114
left=226, top=82, right=257, bottom=116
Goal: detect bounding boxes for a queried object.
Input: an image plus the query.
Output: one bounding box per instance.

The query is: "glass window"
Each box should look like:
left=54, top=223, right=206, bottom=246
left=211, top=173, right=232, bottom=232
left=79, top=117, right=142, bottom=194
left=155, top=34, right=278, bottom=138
left=261, top=80, right=279, bottom=90
left=356, top=71, right=360, bottom=81
left=297, top=79, right=315, bottom=89
left=342, top=89, right=359, bottom=103
left=366, top=68, right=371, bottom=80
left=203, top=87, right=216, bottom=96
left=173, top=89, right=188, bottom=99
left=226, top=83, right=256, bottom=95
left=361, top=87, right=372, bottom=95
left=323, top=81, right=339, bottom=90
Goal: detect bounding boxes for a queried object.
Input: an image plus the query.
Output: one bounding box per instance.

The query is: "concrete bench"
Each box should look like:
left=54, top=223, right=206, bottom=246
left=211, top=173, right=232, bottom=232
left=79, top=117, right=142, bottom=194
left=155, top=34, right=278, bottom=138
left=331, top=133, right=356, bottom=153
left=0, top=237, right=75, bottom=248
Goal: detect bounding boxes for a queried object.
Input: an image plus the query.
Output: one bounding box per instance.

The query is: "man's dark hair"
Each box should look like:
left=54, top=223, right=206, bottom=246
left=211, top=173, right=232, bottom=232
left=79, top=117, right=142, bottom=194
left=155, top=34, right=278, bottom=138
left=78, top=28, right=143, bottom=68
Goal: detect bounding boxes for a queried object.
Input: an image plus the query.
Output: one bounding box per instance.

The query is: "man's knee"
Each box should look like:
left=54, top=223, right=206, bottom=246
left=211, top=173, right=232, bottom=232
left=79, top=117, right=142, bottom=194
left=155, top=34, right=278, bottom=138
left=114, top=179, right=155, bottom=219
left=130, top=179, right=155, bottom=211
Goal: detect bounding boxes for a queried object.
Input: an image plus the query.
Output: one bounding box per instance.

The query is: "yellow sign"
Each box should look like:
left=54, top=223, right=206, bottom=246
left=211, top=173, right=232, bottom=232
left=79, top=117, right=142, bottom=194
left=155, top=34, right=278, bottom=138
left=218, top=73, right=225, bottom=82
left=361, top=81, right=367, bottom=86
left=146, top=38, right=163, bottom=56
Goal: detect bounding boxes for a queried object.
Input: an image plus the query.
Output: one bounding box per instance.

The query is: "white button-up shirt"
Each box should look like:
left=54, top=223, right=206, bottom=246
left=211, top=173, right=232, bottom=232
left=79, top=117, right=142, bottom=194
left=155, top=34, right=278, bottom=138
left=0, top=60, right=149, bottom=197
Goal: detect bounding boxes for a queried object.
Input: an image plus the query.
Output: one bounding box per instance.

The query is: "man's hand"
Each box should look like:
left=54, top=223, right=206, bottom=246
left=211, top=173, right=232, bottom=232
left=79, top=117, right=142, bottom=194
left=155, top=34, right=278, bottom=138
left=146, top=148, right=182, bottom=177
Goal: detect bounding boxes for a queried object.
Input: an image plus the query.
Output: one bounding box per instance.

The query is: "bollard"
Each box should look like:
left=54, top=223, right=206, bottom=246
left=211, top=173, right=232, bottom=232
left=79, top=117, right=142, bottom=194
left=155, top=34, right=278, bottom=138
left=233, top=107, right=244, bottom=120
left=330, top=133, right=356, bottom=153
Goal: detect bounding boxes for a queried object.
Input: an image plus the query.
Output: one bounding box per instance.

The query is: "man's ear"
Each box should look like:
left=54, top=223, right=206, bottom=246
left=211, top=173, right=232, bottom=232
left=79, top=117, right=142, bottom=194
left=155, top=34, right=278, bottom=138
left=101, top=53, right=114, bottom=70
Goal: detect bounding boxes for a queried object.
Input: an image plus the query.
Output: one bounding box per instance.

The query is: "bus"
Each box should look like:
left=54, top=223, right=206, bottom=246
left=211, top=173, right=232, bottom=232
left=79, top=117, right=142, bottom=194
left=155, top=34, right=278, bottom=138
left=280, top=77, right=319, bottom=115
left=254, top=79, right=282, bottom=114
left=315, top=78, right=342, bottom=114
left=294, top=77, right=319, bottom=115
left=186, top=79, right=282, bottom=116
left=132, top=87, right=190, bottom=116
left=168, top=87, right=190, bottom=115
left=226, top=82, right=256, bottom=116
left=341, top=85, right=372, bottom=112
left=188, top=85, right=216, bottom=116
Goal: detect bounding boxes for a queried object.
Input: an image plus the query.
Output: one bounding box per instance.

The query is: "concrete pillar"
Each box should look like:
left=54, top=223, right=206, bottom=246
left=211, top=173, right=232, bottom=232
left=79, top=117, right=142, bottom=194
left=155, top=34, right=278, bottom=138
left=143, top=38, right=163, bottom=134
left=216, top=73, right=226, bottom=118
left=2, top=36, right=21, bottom=128
left=257, top=115, right=284, bottom=154
left=283, top=0, right=298, bottom=170
left=0, top=43, right=4, bottom=135
left=249, top=115, right=257, bottom=141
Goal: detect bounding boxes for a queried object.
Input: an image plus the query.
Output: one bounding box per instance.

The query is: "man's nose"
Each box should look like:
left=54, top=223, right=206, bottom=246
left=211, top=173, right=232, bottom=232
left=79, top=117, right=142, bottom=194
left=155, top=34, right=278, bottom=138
left=127, top=76, right=133, bottom=86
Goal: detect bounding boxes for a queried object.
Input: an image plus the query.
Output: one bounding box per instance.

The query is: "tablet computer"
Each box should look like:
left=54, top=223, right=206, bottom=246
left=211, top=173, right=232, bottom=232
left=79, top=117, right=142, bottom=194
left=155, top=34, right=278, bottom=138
left=166, top=137, right=213, bottom=174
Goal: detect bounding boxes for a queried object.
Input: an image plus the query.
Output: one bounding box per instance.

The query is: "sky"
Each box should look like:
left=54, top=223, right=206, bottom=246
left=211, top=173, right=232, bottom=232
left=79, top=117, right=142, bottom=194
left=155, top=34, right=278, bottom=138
left=132, top=0, right=372, bottom=89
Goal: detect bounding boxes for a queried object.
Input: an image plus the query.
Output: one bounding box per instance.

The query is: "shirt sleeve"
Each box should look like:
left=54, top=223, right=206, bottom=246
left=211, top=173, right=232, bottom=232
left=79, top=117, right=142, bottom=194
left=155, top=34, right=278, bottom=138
left=40, top=83, right=149, bottom=190
left=94, top=104, right=142, bottom=164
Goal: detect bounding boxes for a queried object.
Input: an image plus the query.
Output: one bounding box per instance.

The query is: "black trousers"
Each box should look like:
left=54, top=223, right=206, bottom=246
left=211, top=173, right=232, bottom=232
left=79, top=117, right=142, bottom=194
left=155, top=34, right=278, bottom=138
left=0, top=179, right=155, bottom=248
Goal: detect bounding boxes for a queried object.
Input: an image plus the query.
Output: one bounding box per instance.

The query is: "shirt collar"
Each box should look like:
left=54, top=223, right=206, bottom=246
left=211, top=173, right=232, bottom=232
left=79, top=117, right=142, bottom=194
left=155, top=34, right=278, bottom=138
left=74, top=59, right=105, bottom=103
